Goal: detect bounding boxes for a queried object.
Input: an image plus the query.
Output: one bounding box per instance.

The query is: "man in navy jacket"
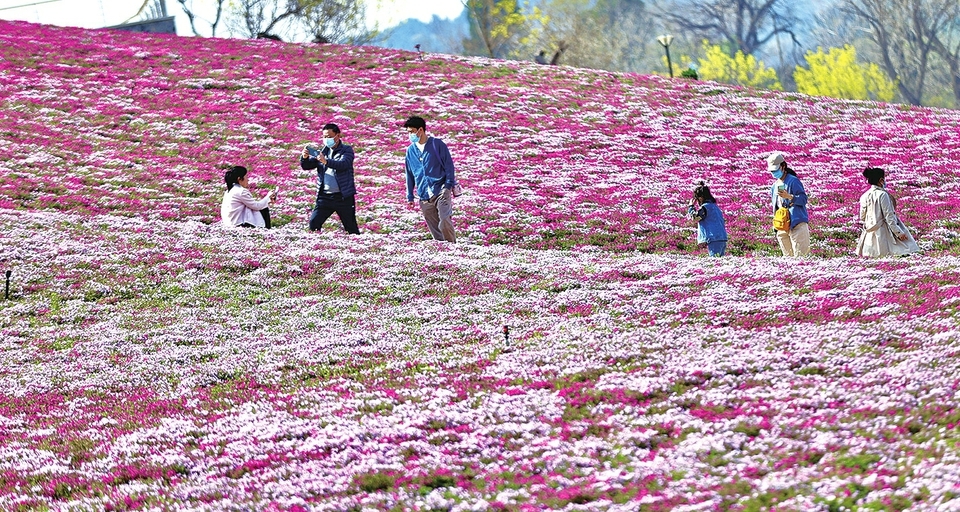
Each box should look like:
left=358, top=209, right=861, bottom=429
left=300, top=123, right=360, bottom=234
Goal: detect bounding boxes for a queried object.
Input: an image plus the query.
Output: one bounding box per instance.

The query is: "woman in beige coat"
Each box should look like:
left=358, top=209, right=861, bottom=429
left=856, top=167, right=919, bottom=257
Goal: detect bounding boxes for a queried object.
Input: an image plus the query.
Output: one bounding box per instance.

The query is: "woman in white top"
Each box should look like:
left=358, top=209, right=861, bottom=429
left=220, top=166, right=273, bottom=228
left=856, top=167, right=919, bottom=257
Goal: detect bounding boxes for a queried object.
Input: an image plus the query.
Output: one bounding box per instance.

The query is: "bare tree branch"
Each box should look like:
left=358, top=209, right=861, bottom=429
left=301, top=0, right=383, bottom=45
left=657, top=0, right=801, bottom=56
left=176, top=0, right=226, bottom=37
left=842, top=0, right=952, bottom=106
left=920, top=0, right=960, bottom=104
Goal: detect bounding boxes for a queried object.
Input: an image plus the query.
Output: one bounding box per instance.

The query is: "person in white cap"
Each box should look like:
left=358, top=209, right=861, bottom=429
left=767, top=152, right=810, bottom=257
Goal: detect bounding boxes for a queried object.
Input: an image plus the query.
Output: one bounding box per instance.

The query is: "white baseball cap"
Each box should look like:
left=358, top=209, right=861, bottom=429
left=766, top=152, right=786, bottom=171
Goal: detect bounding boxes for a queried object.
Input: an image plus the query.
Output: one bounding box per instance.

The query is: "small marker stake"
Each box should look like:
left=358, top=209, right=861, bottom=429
left=4, top=270, right=10, bottom=300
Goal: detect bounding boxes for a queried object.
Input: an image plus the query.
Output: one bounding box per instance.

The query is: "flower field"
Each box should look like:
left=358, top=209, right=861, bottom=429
left=1, top=19, right=959, bottom=511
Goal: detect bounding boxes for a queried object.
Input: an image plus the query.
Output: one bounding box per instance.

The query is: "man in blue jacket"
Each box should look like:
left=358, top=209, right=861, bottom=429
left=300, top=123, right=360, bottom=234
left=403, top=116, right=459, bottom=242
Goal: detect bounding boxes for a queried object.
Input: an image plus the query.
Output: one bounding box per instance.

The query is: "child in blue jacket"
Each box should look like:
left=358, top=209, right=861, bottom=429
left=687, top=181, right=728, bottom=257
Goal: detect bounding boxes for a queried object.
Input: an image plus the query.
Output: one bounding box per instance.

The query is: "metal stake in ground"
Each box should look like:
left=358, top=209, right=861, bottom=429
left=4, top=270, right=10, bottom=300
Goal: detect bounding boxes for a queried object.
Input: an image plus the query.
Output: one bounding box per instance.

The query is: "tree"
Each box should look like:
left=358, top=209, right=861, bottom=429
left=598, top=0, right=656, bottom=70
left=842, top=0, right=954, bottom=106
left=176, top=0, right=379, bottom=43
left=301, top=0, right=383, bottom=45
left=176, top=0, right=227, bottom=37
left=656, top=0, right=801, bottom=56
left=227, top=0, right=306, bottom=40
left=794, top=45, right=896, bottom=102
left=462, top=0, right=547, bottom=59
left=535, top=0, right=619, bottom=68
left=470, top=0, right=660, bottom=71
left=808, top=2, right=869, bottom=51
left=924, top=1, right=960, bottom=106
left=697, top=41, right=781, bottom=89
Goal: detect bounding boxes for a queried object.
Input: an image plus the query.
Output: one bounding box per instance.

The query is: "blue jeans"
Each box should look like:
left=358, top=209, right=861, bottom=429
left=707, top=241, right=726, bottom=257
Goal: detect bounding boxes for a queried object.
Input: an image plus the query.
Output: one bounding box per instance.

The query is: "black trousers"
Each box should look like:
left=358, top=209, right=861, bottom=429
left=239, top=207, right=270, bottom=229
left=309, top=193, right=359, bottom=234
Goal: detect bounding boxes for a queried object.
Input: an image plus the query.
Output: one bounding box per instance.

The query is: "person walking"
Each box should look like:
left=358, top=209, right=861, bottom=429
left=300, top=123, right=360, bottom=234
left=403, top=116, right=459, bottom=242
left=767, top=152, right=810, bottom=257
left=221, top=166, right=272, bottom=228
left=856, top=167, right=920, bottom=257
left=687, top=181, right=728, bottom=257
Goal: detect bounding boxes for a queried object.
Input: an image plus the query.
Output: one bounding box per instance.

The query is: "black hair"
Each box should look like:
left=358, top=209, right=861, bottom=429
left=224, top=165, right=247, bottom=191
left=693, top=181, right=718, bottom=203
left=779, top=161, right=798, bottom=177
left=403, top=116, right=426, bottom=129
left=863, top=167, right=885, bottom=186
left=322, top=123, right=340, bottom=134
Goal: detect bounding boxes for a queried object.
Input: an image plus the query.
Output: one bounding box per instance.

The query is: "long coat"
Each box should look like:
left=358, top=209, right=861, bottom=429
left=856, top=185, right=919, bottom=257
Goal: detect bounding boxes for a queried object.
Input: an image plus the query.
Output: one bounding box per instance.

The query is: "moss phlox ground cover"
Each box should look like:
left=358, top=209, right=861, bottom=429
left=1, top=20, right=960, bottom=512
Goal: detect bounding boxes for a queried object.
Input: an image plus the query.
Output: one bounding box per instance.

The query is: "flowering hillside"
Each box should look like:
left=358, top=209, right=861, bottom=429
left=3, top=21, right=960, bottom=255
left=1, top=20, right=960, bottom=511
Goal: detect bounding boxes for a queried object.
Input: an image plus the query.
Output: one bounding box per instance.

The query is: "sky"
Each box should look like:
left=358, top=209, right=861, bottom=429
left=0, top=0, right=464, bottom=36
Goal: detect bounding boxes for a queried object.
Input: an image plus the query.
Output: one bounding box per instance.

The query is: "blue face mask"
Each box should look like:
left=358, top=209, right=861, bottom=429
left=409, top=132, right=421, bottom=144
left=323, top=137, right=336, bottom=148
left=771, top=170, right=784, bottom=180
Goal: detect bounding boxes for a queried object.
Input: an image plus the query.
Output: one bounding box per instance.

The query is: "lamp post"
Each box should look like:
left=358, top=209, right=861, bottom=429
left=657, top=34, right=674, bottom=78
